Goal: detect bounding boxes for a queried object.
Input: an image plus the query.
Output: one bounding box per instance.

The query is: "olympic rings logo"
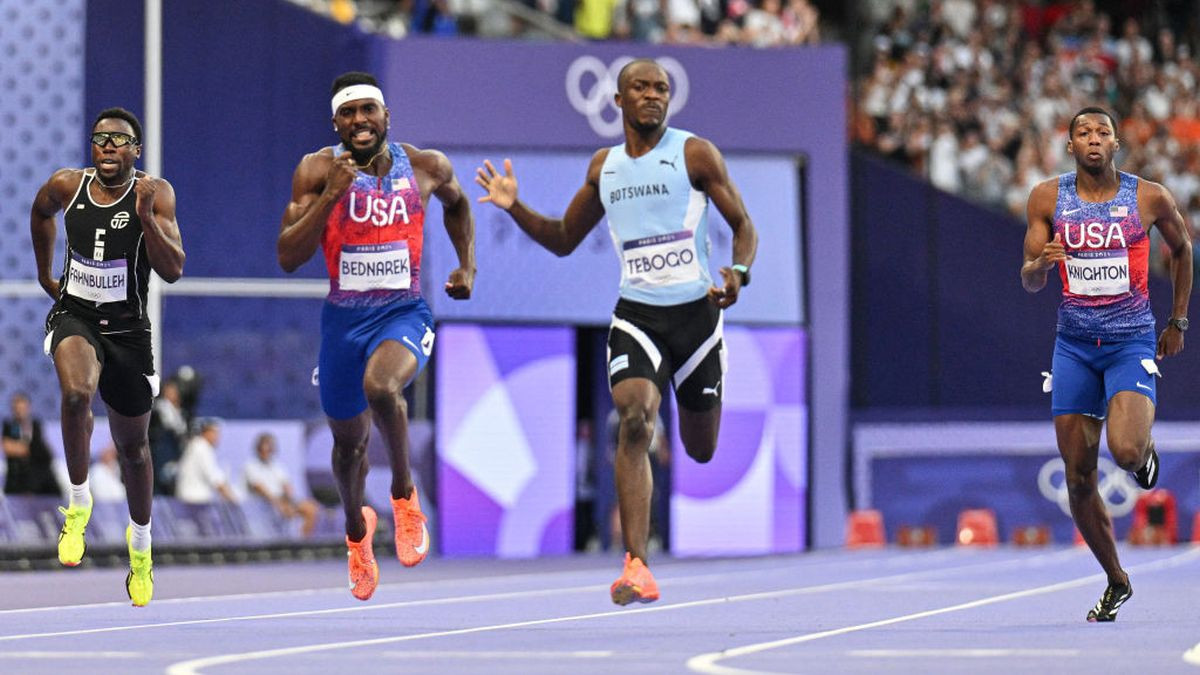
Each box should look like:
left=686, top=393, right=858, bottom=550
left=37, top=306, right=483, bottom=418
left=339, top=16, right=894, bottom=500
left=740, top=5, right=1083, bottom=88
left=565, top=56, right=690, bottom=138
left=1037, top=457, right=1139, bottom=518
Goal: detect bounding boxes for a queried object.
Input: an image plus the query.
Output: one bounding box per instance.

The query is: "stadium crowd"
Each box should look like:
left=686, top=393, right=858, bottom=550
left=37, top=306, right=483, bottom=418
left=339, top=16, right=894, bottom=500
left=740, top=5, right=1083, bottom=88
left=854, top=0, right=1200, bottom=231
left=288, top=0, right=820, bottom=46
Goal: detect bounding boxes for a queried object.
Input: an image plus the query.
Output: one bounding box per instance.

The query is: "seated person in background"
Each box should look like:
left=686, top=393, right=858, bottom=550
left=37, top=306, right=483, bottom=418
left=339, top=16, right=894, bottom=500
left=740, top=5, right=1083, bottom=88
left=2, top=392, right=62, bottom=495
left=175, top=418, right=236, bottom=504
left=89, top=444, right=127, bottom=503
left=243, top=433, right=318, bottom=537
left=149, top=378, right=188, bottom=495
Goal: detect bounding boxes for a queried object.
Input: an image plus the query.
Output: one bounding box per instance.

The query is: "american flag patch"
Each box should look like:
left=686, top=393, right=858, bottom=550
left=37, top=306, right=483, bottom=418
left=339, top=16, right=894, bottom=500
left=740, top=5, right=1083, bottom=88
left=392, top=178, right=410, bottom=191
left=1110, top=205, right=1128, bottom=218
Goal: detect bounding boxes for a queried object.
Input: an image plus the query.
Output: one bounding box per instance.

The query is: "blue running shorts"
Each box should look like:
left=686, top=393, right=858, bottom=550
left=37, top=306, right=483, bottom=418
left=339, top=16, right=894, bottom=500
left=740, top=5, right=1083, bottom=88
left=317, top=297, right=434, bottom=420
left=1051, top=330, right=1158, bottom=418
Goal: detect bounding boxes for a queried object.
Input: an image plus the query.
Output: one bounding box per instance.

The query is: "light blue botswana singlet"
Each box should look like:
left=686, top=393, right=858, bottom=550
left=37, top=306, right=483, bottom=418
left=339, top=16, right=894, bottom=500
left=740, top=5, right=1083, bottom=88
left=599, top=127, right=713, bottom=306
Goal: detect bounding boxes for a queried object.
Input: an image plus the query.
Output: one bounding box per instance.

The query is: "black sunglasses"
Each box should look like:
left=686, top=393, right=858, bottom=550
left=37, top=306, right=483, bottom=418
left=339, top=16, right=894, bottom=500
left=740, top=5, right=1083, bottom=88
left=91, top=131, right=139, bottom=148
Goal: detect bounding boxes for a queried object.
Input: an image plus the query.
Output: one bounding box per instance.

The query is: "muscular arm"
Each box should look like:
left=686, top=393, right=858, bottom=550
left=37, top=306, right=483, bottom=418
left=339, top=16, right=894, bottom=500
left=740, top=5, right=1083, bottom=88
left=29, top=169, right=78, bottom=299
left=278, top=152, right=340, bottom=273
left=1148, top=182, right=1192, bottom=319
left=418, top=149, right=476, bottom=295
left=685, top=136, right=758, bottom=272
left=137, top=177, right=186, bottom=282
left=1145, top=180, right=1192, bottom=358
left=479, top=151, right=608, bottom=257
left=1021, top=179, right=1064, bottom=293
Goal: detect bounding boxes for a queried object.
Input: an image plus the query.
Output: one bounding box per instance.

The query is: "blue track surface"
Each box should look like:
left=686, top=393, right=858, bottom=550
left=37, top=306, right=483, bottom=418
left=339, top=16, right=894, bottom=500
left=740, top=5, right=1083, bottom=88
left=1, top=546, right=1198, bottom=674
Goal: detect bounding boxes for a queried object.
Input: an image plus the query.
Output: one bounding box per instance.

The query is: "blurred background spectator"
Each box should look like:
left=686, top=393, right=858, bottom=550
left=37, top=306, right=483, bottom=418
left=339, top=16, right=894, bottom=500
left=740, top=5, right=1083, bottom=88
left=89, top=444, right=127, bottom=504
left=1, top=392, right=61, bottom=496
left=176, top=418, right=237, bottom=505
left=242, top=433, right=319, bottom=537
left=149, top=378, right=189, bottom=496
left=285, top=0, right=822, bottom=46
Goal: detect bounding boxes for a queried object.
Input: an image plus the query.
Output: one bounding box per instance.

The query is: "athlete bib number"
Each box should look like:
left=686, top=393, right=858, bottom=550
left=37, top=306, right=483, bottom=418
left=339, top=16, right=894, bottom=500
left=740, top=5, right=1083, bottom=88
left=1064, top=249, right=1130, bottom=296
left=339, top=242, right=411, bottom=292
left=65, top=252, right=127, bottom=303
left=622, top=231, right=701, bottom=288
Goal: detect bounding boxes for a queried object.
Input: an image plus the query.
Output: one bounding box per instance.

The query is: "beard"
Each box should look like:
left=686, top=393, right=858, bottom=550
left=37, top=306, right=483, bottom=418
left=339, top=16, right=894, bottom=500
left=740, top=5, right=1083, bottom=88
left=349, top=133, right=388, bottom=164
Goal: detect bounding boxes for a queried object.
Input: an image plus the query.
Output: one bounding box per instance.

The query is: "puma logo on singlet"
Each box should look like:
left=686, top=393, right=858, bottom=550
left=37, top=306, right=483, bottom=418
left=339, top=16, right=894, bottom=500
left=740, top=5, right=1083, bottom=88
left=659, top=158, right=677, bottom=170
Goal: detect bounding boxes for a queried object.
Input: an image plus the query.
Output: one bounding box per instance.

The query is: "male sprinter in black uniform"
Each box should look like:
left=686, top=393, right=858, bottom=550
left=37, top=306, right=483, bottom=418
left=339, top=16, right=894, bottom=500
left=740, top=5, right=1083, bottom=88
left=30, top=108, right=185, bottom=606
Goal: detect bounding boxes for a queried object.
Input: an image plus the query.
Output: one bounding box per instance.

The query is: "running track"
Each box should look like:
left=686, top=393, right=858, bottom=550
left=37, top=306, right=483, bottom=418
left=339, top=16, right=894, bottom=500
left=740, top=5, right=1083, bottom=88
left=1, top=546, right=1198, bottom=674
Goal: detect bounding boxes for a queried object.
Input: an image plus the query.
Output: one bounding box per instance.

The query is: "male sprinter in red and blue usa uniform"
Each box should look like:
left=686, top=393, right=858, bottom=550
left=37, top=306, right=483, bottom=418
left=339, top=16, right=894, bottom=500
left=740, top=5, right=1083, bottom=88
left=279, top=72, right=475, bottom=601
left=1023, top=106, right=1191, bottom=623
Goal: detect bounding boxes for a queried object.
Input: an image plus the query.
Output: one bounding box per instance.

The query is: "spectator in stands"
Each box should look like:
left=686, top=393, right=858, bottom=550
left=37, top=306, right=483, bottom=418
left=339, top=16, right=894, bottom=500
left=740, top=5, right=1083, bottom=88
left=175, top=418, right=236, bottom=504
left=89, top=444, right=127, bottom=503
left=149, top=378, right=187, bottom=495
left=853, top=0, right=1198, bottom=249
left=1, top=392, right=61, bottom=496
left=242, top=433, right=318, bottom=537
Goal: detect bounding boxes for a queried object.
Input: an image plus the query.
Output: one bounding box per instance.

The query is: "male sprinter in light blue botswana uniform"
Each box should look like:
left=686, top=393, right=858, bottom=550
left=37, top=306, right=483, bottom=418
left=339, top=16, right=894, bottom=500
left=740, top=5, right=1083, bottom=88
left=475, top=58, right=758, bottom=606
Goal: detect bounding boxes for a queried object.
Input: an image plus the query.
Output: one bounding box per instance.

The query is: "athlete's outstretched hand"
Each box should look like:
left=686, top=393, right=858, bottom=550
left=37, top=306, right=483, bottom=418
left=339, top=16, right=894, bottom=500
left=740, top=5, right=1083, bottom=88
left=324, top=151, right=358, bottom=200
left=707, top=266, right=743, bottom=309
left=445, top=266, right=474, bottom=300
left=1157, top=326, right=1184, bottom=360
left=475, top=159, right=517, bottom=211
left=134, top=174, right=157, bottom=220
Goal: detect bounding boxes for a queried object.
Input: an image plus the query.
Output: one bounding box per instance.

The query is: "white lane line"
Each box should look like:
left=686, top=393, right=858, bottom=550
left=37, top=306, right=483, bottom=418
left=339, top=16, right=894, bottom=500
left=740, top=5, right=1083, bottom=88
left=0, top=583, right=602, bottom=642
left=0, top=551, right=915, bottom=616
left=0, top=567, right=776, bottom=642
left=162, top=550, right=1076, bottom=675
left=0, top=651, right=145, bottom=659
left=686, top=546, right=1200, bottom=675
left=0, top=548, right=997, bottom=638
left=380, top=650, right=614, bottom=659
left=847, top=649, right=1079, bottom=658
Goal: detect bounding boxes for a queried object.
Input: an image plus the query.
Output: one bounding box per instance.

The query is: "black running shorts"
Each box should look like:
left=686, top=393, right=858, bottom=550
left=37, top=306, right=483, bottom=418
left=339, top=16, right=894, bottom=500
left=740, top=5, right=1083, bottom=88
left=606, top=296, right=726, bottom=412
left=45, top=312, right=158, bottom=417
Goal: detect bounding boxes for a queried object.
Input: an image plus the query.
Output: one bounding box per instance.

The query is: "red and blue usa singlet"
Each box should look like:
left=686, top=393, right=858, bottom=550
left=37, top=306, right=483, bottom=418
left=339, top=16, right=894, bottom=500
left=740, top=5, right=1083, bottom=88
left=322, top=142, right=425, bottom=308
left=1053, top=171, right=1153, bottom=340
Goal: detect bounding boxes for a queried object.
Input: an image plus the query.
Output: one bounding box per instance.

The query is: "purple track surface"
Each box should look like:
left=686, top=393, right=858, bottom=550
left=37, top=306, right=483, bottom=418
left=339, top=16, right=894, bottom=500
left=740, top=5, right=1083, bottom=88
left=1, top=546, right=1198, bottom=674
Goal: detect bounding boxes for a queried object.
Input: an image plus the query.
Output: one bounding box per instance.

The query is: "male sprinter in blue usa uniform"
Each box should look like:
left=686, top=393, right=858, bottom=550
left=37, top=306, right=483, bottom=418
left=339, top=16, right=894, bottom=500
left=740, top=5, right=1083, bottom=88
left=1023, top=106, right=1191, bottom=622
left=476, top=58, right=758, bottom=605
left=280, top=72, right=475, bottom=601
left=31, top=107, right=186, bottom=606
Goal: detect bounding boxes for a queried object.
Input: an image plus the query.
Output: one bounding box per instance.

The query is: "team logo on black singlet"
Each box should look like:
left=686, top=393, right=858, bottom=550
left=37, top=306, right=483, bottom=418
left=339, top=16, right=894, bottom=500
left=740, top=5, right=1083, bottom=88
left=110, top=211, right=131, bottom=230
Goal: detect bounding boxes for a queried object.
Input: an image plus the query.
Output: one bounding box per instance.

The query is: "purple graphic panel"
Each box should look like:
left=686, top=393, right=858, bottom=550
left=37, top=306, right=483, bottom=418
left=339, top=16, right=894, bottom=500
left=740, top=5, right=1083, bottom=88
left=671, top=326, right=807, bottom=555
left=435, top=324, right=575, bottom=557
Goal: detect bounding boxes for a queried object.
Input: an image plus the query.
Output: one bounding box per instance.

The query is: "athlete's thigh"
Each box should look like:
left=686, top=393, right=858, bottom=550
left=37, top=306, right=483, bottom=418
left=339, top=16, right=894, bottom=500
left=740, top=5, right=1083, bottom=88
left=96, top=330, right=157, bottom=417
left=664, top=299, right=724, bottom=412
left=607, top=302, right=671, bottom=398
left=47, top=315, right=102, bottom=393
left=364, top=300, right=434, bottom=389
left=364, top=339, right=418, bottom=392
left=318, top=304, right=370, bottom=421
left=1101, top=333, right=1158, bottom=409
left=1100, top=334, right=1157, bottom=450
left=1105, top=391, right=1154, bottom=452
left=1050, top=334, right=1106, bottom=418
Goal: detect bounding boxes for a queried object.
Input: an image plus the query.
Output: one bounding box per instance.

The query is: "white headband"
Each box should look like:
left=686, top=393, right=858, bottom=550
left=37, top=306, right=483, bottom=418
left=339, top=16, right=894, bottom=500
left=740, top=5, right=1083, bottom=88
left=331, top=84, right=386, bottom=115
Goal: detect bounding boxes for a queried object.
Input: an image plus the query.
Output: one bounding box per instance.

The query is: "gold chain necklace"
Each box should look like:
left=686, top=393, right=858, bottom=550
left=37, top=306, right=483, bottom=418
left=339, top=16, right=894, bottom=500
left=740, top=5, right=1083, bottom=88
left=354, top=145, right=390, bottom=170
